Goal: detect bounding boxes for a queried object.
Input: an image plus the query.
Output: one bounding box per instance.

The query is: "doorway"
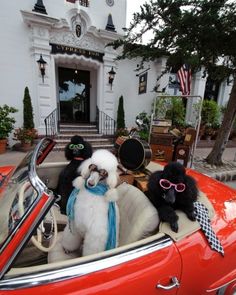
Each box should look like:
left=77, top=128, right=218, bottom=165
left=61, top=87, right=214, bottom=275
left=58, top=67, right=90, bottom=123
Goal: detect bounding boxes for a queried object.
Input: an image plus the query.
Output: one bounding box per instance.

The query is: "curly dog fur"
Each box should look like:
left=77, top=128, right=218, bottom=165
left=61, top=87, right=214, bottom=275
left=146, top=162, right=198, bottom=232
left=61, top=149, right=120, bottom=256
left=56, top=135, right=92, bottom=214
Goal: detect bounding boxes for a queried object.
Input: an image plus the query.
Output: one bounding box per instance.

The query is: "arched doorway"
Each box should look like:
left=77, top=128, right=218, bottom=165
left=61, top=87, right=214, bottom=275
left=58, top=67, right=90, bottom=123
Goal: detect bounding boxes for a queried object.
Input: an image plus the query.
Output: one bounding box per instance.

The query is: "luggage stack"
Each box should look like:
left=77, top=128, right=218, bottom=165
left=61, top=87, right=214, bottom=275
left=149, top=118, right=197, bottom=167
left=150, top=119, right=174, bottom=163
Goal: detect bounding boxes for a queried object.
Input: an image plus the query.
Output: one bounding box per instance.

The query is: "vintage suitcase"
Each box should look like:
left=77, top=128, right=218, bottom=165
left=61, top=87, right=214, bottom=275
left=150, top=133, right=175, bottom=146
left=152, top=119, right=172, bottom=127
left=152, top=126, right=170, bottom=134
left=183, top=128, right=197, bottom=147
left=151, top=144, right=174, bottom=162
left=174, top=145, right=190, bottom=167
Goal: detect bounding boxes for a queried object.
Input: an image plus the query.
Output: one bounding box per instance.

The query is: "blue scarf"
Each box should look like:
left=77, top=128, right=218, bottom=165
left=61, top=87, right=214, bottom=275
left=66, top=184, right=117, bottom=250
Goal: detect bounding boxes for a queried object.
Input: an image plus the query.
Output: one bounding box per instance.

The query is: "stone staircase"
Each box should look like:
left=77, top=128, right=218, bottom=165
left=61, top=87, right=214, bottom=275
left=53, top=123, right=115, bottom=151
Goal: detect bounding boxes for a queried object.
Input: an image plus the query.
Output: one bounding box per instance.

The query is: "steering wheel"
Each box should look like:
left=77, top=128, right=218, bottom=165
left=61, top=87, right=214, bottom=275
left=18, top=181, right=58, bottom=252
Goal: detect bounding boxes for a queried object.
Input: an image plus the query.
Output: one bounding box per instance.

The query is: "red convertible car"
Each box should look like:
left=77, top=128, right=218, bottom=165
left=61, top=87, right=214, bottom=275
left=0, top=138, right=235, bottom=295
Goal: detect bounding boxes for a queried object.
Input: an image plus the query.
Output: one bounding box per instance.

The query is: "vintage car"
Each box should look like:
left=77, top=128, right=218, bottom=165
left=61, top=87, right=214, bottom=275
left=0, top=137, right=235, bottom=295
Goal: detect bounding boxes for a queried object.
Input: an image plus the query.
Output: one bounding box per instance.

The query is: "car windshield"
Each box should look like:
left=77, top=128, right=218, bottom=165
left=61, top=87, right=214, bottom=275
left=0, top=152, right=38, bottom=248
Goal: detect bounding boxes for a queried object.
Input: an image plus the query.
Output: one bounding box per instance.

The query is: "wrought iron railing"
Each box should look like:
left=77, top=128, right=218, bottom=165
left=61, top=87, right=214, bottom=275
left=79, top=0, right=89, bottom=7
left=96, top=106, right=116, bottom=136
left=44, top=108, right=59, bottom=137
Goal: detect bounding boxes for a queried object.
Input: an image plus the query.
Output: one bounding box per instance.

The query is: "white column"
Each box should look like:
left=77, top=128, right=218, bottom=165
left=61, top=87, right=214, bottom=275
left=186, top=68, right=207, bottom=126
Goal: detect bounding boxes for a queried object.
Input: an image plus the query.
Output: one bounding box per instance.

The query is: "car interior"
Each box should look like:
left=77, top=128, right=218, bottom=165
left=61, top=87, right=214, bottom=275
left=5, top=158, right=215, bottom=280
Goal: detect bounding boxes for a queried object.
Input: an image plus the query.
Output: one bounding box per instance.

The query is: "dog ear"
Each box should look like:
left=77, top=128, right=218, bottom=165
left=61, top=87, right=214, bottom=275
left=184, top=174, right=199, bottom=201
left=64, top=143, right=73, bottom=160
left=78, top=158, right=92, bottom=179
left=73, top=176, right=85, bottom=189
left=106, top=171, right=119, bottom=189
left=105, top=188, right=119, bottom=202
left=82, top=141, right=93, bottom=159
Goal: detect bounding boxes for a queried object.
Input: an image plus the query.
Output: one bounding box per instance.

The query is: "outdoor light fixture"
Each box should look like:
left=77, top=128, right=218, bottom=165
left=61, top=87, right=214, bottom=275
left=108, top=66, right=116, bottom=89
left=37, top=54, right=47, bottom=83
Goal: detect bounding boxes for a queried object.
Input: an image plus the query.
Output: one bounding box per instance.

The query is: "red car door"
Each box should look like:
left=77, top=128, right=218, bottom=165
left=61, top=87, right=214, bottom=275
left=0, top=236, right=181, bottom=295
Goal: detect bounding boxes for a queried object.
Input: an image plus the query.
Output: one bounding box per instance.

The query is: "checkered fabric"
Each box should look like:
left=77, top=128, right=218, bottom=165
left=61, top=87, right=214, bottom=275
left=194, top=201, right=224, bottom=256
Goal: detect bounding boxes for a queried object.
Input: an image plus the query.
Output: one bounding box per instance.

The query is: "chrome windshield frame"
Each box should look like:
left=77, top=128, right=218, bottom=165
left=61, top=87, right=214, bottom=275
left=0, top=138, right=56, bottom=279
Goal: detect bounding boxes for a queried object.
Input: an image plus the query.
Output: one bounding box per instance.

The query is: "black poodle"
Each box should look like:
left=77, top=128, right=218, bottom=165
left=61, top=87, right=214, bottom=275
left=146, top=162, right=198, bottom=232
left=56, top=135, right=92, bottom=214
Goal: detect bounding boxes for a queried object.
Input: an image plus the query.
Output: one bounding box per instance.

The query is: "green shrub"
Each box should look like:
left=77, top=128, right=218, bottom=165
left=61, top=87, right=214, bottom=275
left=153, top=96, right=186, bottom=128
left=23, top=87, right=34, bottom=129
left=0, top=105, right=18, bottom=139
left=201, top=100, right=220, bottom=127
left=116, top=95, right=125, bottom=130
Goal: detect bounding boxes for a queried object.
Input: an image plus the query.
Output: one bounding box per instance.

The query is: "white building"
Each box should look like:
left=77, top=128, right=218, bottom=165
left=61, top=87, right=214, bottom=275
left=0, top=0, right=233, bottom=142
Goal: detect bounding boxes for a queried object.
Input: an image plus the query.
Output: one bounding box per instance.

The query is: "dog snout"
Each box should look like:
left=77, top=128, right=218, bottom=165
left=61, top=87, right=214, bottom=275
left=87, top=179, right=95, bottom=187
left=86, top=171, right=99, bottom=187
left=165, top=187, right=176, bottom=204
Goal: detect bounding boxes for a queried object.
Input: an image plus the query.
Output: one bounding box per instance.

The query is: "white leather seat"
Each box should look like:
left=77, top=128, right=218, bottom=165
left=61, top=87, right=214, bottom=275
left=117, top=182, right=159, bottom=246
left=48, top=183, right=159, bottom=263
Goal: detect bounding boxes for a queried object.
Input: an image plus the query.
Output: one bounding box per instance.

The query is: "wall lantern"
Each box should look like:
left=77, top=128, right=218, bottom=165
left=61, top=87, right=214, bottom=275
left=37, top=54, right=47, bottom=83
left=108, top=66, right=116, bottom=89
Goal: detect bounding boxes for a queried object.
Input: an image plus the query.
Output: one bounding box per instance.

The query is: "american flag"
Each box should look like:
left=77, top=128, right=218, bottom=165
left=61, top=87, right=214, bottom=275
left=177, top=64, right=192, bottom=95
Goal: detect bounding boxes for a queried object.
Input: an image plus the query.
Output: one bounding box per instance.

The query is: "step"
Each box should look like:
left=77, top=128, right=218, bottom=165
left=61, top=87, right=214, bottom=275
left=59, top=123, right=96, bottom=128
left=55, top=138, right=113, bottom=144
left=57, top=133, right=103, bottom=139
left=59, top=128, right=98, bottom=134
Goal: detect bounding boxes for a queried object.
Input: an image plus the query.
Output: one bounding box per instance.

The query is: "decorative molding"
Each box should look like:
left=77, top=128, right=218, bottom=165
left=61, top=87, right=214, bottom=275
left=98, top=29, right=122, bottom=41
left=21, top=10, right=59, bottom=27
left=50, top=31, right=104, bottom=52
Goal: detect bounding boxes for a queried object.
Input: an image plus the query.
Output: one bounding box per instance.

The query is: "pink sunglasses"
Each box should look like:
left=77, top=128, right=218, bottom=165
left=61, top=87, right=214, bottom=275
left=159, top=178, right=186, bottom=192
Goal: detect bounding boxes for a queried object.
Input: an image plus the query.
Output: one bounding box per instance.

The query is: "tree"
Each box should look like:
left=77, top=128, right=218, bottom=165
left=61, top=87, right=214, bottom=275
left=23, top=87, right=34, bottom=129
left=117, top=95, right=125, bottom=130
left=111, top=0, right=236, bottom=166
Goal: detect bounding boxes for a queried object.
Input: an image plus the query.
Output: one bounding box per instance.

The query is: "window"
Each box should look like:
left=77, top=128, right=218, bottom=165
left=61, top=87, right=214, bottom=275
left=66, top=0, right=89, bottom=7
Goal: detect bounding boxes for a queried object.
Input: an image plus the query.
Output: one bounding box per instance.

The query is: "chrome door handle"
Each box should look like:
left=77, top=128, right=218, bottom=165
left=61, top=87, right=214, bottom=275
left=156, top=277, right=180, bottom=290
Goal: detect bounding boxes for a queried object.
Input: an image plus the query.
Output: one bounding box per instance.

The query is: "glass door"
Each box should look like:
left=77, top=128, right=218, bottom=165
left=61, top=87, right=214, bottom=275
left=58, top=67, right=90, bottom=123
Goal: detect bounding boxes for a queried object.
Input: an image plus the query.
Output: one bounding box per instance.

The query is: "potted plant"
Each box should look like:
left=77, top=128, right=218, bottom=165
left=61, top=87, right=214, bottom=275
left=14, top=87, right=38, bottom=150
left=203, top=123, right=215, bottom=141
left=13, top=128, right=38, bottom=147
left=0, top=104, right=18, bottom=153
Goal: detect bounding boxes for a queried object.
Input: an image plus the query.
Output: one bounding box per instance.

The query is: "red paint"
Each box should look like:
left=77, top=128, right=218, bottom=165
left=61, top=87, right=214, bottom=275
left=0, top=163, right=236, bottom=294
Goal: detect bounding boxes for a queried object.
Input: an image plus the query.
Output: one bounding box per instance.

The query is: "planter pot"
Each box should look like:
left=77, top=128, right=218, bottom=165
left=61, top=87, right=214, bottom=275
left=0, top=139, right=7, bottom=154
left=21, top=141, right=32, bottom=152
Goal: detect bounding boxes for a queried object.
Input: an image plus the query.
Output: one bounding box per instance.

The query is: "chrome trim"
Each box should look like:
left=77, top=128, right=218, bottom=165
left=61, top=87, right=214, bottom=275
left=0, top=237, right=172, bottom=290
left=28, top=138, right=48, bottom=196
left=206, top=277, right=236, bottom=292
left=157, top=276, right=180, bottom=290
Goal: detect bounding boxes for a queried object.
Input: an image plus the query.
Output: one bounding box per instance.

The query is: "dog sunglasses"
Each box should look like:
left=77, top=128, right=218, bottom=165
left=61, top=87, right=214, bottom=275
left=89, top=164, right=108, bottom=179
left=159, top=178, right=186, bottom=192
left=69, top=143, right=84, bottom=150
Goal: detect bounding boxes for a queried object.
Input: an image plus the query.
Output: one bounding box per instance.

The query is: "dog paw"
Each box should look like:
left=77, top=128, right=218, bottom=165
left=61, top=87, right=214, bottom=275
left=170, top=221, right=179, bottom=233
left=187, top=211, right=196, bottom=221
left=105, top=188, right=119, bottom=202
left=73, top=176, right=85, bottom=189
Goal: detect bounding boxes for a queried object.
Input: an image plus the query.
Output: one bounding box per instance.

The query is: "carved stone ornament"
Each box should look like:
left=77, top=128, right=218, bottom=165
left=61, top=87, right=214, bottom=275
left=75, top=24, right=82, bottom=37
left=106, top=0, right=114, bottom=6
left=50, top=30, right=104, bottom=52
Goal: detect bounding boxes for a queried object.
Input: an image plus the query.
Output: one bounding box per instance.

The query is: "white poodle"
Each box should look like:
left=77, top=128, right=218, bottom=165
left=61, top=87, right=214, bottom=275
left=61, top=149, right=120, bottom=256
